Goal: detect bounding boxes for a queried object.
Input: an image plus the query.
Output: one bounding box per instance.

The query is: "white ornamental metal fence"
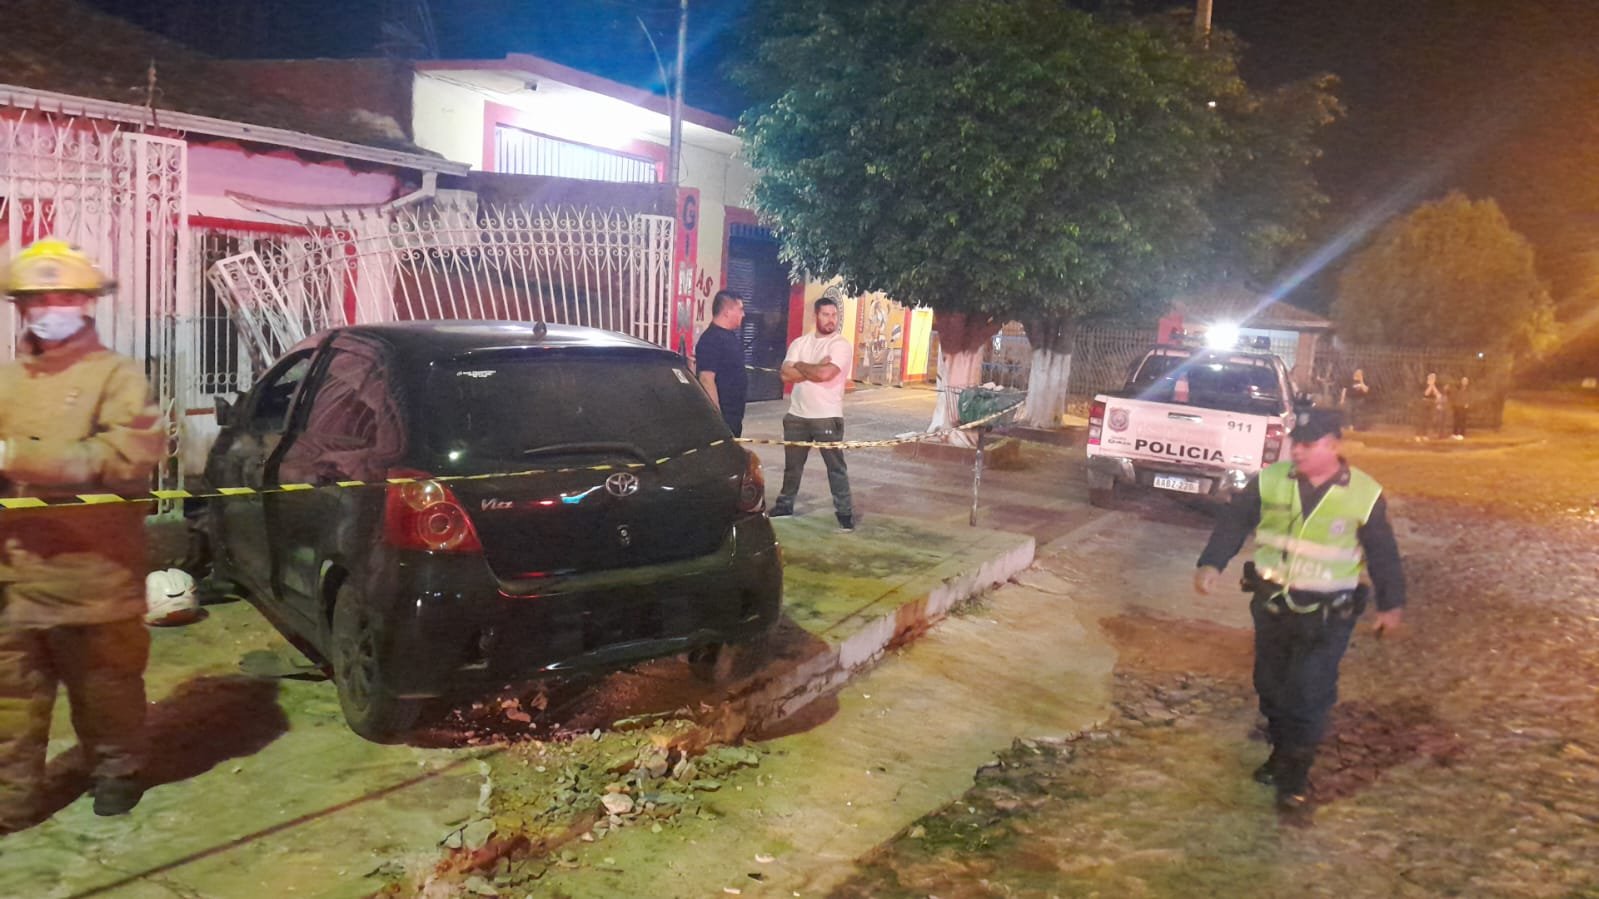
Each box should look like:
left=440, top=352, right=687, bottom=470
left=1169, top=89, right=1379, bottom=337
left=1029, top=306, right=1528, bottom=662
left=208, top=200, right=676, bottom=368
left=1, top=108, right=191, bottom=503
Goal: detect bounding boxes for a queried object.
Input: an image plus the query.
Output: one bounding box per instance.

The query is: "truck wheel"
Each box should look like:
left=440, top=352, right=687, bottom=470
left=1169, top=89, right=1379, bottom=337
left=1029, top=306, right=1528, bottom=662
left=331, top=584, right=422, bottom=743
left=1088, top=483, right=1119, bottom=509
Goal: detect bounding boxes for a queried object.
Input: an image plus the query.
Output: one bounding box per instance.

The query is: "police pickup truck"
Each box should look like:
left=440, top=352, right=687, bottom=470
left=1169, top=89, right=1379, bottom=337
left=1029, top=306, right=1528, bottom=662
left=1085, top=341, right=1296, bottom=508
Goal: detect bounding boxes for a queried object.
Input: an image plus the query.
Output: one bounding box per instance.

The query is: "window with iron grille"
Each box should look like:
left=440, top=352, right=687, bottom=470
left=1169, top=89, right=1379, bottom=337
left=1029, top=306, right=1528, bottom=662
left=192, top=225, right=298, bottom=396
left=493, top=126, right=658, bottom=183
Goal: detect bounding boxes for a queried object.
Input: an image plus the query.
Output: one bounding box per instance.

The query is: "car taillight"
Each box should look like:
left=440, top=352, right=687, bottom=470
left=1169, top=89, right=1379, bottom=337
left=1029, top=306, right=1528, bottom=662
left=1262, top=422, right=1285, bottom=464
left=1088, top=399, right=1106, bottom=446
left=383, top=470, right=483, bottom=553
left=739, top=450, right=766, bottom=513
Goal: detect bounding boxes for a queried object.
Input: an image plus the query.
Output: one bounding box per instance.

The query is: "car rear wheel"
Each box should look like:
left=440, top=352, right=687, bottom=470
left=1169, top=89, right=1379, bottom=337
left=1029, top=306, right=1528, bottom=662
left=688, top=629, right=774, bottom=685
left=1088, top=481, right=1120, bottom=509
left=331, top=584, right=422, bottom=743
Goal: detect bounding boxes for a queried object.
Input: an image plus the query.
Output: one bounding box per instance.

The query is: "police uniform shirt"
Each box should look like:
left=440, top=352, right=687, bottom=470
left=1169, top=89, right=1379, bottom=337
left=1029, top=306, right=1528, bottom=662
left=1197, top=462, right=1407, bottom=611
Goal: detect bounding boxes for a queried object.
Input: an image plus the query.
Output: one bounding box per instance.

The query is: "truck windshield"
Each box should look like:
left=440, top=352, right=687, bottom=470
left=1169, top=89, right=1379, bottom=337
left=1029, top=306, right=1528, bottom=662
left=1127, top=354, right=1283, bottom=415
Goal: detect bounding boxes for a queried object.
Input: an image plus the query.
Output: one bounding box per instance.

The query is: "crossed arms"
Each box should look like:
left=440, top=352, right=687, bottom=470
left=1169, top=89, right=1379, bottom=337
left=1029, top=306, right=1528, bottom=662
left=781, top=357, right=839, bottom=384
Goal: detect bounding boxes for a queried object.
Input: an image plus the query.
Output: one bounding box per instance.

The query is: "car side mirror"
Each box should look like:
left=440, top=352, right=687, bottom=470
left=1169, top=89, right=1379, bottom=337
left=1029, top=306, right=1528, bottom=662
left=214, top=395, right=237, bottom=429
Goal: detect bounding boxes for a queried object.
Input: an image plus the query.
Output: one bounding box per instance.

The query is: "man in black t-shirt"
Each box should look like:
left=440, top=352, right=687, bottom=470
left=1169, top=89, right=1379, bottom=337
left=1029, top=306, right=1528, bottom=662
left=695, top=290, right=749, bottom=436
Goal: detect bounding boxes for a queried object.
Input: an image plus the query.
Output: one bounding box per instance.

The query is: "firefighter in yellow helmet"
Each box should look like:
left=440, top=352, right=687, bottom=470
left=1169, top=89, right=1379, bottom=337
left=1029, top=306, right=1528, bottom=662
left=0, top=238, right=165, bottom=830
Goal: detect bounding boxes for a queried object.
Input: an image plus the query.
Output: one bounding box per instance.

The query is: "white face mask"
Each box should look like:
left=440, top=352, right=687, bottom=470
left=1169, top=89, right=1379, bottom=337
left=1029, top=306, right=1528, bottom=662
left=25, top=306, right=88, bottom=342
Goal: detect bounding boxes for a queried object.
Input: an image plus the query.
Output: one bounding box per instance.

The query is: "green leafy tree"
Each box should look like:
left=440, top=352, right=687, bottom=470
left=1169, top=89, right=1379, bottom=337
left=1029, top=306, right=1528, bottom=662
left=736, top=0, right=1337, bottom=429
left=1334, top=192, right=1559, bottom=360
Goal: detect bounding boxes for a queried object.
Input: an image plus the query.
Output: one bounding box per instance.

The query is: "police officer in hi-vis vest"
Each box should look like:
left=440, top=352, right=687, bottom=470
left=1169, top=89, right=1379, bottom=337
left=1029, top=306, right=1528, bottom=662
left=1194, top=408, right=1406, bottom=814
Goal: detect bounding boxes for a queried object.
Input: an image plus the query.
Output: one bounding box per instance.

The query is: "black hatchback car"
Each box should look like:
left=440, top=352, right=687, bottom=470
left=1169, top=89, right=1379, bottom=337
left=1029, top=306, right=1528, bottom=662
left=204, top=321, right=782, bottom=741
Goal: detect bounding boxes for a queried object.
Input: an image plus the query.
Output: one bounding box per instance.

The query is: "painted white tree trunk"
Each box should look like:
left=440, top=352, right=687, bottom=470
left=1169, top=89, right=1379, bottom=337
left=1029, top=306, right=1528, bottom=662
left=926, top=347, right=983, bottom=447
left=1021, top=346, right=1073, bottom=429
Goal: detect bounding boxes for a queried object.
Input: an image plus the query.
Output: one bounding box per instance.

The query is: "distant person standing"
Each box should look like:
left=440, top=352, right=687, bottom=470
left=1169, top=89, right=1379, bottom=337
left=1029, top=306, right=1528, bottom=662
left=771, top=296, right=854, bottom=532
left=1450, top=376, right=1472, bottom=440
left=1340, top=368, right=1371, bottom=431
left=695, top=291, right=749, bottom=436
left=1417, top=372, right=1445, bottom=440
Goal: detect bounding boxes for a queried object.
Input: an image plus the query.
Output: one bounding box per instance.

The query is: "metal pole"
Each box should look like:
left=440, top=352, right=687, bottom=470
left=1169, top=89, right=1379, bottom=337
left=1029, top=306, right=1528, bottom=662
left=1195, top=0, right=1213, bottom=38
left=669, top=0, right=688, bottom=187
left=969, top=427, right=985, bottom=527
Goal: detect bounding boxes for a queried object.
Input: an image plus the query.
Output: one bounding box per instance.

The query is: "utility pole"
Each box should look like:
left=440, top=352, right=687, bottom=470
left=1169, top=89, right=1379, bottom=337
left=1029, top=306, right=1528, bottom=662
left=1195, top=0, right=1213, bottom=39
left=669, top=0, right=688, bottom=187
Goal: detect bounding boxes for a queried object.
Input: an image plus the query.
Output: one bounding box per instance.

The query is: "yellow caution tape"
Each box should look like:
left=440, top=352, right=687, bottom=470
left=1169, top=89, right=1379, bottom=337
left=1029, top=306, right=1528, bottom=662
left=0, top=398, right=1023, bottom=511
left=733, top=395, right=1024, bottom=450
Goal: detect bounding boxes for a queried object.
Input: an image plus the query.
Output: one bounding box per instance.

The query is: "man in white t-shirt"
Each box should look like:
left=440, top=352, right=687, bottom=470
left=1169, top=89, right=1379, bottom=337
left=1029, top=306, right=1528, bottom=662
left=770, top=295, right=854, bottom=531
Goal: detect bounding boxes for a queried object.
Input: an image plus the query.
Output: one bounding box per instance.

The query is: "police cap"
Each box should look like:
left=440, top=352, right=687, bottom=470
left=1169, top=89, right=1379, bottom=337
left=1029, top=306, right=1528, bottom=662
left=1291, top=408, right=1344, bottom=443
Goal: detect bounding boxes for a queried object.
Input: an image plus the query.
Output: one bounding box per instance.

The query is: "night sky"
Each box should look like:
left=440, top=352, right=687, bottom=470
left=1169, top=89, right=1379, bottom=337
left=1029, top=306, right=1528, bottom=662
left=79, top=0, right=1599, bottom=330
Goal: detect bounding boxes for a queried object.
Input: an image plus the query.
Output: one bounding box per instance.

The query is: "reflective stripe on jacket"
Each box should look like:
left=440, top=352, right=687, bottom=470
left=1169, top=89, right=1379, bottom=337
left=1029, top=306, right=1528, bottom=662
left=1252, top=460, right=1382, bottom=594
left=0, top=324, right=164, bottom=628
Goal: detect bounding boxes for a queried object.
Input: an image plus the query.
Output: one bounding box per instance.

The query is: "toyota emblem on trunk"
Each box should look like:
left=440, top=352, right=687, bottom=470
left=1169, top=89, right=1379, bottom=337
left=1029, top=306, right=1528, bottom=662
left=605, top=472, right=640, bottom=497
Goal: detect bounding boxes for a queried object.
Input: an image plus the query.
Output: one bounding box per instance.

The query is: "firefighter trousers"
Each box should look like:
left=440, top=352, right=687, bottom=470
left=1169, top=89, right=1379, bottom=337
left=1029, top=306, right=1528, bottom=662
left=0, top=618, right=149, bottom=826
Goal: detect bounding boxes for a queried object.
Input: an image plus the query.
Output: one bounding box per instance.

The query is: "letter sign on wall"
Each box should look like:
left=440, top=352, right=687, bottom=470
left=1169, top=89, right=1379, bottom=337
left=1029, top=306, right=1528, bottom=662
left=671, top=188, right=701, bottom=359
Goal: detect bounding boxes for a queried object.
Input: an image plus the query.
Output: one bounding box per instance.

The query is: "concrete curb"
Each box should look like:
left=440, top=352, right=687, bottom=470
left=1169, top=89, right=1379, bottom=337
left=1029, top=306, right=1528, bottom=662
left=749, top=533, right=1036, bottom=723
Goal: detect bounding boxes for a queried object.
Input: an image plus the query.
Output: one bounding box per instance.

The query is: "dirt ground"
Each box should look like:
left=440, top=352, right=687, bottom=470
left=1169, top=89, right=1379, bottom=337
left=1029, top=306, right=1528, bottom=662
left=831, top=393, right=1599, bottom=898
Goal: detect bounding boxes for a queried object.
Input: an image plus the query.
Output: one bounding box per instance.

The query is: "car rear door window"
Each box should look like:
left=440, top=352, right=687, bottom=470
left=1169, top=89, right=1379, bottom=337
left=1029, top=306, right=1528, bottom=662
left=248, top=351, right=315, bottom=433
left=280, top=339, right=407, bottom=482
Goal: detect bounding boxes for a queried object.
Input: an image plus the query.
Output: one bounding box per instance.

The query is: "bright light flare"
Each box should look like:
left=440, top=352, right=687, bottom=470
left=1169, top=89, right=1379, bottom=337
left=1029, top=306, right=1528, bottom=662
left=1205, top=322, right=1240, bottom=349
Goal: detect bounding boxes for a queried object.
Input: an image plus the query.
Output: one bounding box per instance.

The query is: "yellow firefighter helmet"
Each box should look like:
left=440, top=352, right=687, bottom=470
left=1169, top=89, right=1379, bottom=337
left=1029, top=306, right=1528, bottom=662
left=3, top=238, right=114, bottom=298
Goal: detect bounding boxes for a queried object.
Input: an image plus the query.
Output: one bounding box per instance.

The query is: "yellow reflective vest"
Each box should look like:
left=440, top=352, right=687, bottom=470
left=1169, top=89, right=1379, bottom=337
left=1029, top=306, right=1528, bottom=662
left=1253, top=461, right=1382, bottom=596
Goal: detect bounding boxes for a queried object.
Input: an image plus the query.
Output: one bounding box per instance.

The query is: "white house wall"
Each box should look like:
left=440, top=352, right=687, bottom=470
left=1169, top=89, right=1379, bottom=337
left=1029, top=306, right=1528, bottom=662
left=188, top=144, right=402, bottom=222
left=413, top=74, right=489, bottom=168
left=411, top=70, right=778, bottom=340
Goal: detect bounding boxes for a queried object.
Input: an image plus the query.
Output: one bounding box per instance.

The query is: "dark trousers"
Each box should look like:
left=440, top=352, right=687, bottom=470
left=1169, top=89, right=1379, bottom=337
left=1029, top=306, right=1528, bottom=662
left=777, top=414, right=852, bottom=519
left=1251, top=591, right=1357, bottom=789
left=0, top=619, right=150, bottom=825
left=721, top=409, right=744, bottom=438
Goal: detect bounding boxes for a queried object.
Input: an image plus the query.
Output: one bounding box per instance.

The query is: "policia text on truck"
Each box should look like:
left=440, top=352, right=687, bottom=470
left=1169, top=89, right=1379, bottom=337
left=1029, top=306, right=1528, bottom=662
left=1193, top=408, right=1406, bottom=815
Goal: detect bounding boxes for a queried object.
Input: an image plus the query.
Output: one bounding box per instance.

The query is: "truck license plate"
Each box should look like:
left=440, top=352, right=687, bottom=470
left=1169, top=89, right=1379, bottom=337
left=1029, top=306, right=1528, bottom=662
left=1152, top=474, right=1204, bottom=494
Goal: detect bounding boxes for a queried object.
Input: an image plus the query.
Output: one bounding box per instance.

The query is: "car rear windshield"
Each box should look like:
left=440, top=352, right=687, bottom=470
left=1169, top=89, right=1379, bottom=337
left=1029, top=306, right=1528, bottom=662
left=1126, top=353, right=1283, bottom=415
left=425, top=354, right=727, bottom=467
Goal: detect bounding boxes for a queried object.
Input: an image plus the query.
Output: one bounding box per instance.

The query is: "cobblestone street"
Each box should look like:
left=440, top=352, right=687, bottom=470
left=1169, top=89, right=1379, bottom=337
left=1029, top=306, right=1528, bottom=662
left=833, top=396, right=1599, bottom=898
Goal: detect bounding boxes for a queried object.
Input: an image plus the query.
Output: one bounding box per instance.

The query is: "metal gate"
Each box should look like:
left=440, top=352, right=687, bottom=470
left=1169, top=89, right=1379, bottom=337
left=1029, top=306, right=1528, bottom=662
left=208, top=200, right=676, bottom=364
left=0, top=109, right=190, bottom=500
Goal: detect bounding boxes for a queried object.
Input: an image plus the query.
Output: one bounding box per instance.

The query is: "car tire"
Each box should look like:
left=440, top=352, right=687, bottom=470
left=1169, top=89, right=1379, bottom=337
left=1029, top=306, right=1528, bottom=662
left=1088, top=482, right=1119, bottom=509
left=688, top=628, right=773, bottom=685
left=330, top=583, right=422, bottom=743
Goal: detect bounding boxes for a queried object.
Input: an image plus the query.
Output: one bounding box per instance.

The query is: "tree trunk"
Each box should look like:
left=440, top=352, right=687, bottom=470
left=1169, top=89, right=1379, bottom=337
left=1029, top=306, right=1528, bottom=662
left=1021, top=316, right=1076, bottom=429
left=927, top=311, right=1001, bottom=445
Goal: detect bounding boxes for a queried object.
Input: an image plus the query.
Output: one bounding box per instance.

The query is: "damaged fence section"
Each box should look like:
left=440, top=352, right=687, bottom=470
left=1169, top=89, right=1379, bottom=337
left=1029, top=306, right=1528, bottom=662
left=208, top=200, right=676, bottom=373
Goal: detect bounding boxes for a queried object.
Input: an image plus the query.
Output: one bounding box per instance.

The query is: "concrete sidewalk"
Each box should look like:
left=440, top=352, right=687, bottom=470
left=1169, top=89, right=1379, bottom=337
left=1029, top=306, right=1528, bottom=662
left=6, top=494, right=1035, bottom=898
left=741, top=386, right=1099, bottom=546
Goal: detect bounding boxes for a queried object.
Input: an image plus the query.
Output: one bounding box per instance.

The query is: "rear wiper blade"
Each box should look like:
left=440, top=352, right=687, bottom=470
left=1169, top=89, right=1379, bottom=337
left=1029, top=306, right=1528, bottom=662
left=521, top=441, right=651, bottom=462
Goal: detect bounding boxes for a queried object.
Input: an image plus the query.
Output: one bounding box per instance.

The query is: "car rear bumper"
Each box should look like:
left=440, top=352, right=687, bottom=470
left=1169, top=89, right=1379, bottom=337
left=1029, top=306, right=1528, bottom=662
left=371, top=514, right=783, bottom=697
left=1086, top=454, right=1252, bottom=500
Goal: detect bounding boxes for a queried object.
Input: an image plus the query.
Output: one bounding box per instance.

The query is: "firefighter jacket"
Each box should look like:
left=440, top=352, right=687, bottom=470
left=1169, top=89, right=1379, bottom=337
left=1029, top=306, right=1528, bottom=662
left=1253, top=460, right=1383, bottom=594
left=0, top=323, right=165, bottom=628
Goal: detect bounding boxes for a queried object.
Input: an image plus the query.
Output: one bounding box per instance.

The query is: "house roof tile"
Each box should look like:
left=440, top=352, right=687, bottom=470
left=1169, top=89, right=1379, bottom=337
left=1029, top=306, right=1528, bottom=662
left=0, top=0, right=434, bottom=157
